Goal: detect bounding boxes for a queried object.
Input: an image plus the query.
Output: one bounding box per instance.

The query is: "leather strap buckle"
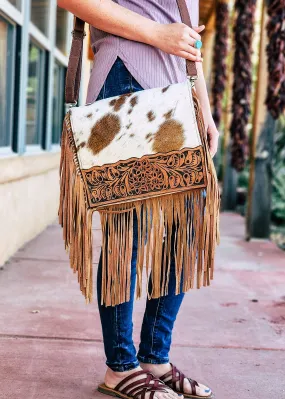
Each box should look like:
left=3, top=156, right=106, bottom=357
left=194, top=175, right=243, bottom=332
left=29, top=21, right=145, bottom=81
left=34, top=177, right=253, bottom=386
left=188, top=75, right=198, bottom=87
left=71, top=30, right=86, bottom=38
left=65, top=101, right=77, bottom=113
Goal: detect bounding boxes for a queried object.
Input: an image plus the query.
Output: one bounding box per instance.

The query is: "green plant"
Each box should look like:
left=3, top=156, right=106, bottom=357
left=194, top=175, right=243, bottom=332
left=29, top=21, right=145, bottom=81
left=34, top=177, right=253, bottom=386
left=272, top=116, right=285, bottom=223
left=272, top=168, right=285, bottom=221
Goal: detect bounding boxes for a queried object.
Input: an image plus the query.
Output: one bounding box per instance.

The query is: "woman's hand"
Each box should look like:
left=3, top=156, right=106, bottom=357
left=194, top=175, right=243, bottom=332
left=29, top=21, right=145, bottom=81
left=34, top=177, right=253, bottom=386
left=152, top=23, right=205, bottom=62
left=205, top=118, right=220, bottom=158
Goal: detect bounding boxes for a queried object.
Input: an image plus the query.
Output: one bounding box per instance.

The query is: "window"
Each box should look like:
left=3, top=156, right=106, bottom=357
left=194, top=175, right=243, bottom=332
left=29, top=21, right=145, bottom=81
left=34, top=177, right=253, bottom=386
left=7, top=0, right=22, bottom=11
left=26, top=41, right=46, bottom=146
left=56, top=7, right=68, bottom=54
left=0, top=17, right=15, bottom=149
left=30, top=0, right=50, bottom=36
left=52, top=62, right=65, bottom=144
left=0, top=2, right=72, bottom=154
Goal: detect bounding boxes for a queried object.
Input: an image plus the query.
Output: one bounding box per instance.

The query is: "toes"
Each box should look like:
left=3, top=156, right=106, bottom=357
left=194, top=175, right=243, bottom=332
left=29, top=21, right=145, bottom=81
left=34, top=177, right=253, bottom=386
left=169, top=389, right=183, bottom=399
left=195, top=383, right=212, bottom=397
left=154, top=392, right=172, bottom=399
left=181, top=378, right=212, bottom=397
left=162, top=388, right=183, bottom=399
left=162, top=390, right=173, bottom=399
left=168, top=391, right=183, bottom=399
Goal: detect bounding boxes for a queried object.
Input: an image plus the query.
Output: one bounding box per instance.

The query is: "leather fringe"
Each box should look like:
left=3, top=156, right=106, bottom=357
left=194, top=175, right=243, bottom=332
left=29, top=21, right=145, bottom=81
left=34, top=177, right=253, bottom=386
left=59, top=97, right=220, bottom=306
left=193, top=91, right=221, bottom=281
left=58, top=114, right=94, bottom=304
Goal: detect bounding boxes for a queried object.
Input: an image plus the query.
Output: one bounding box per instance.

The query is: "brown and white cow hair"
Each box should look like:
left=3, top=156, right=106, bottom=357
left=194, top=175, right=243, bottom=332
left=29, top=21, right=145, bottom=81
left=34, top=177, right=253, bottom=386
left=70, top=81, right=202, bottom=169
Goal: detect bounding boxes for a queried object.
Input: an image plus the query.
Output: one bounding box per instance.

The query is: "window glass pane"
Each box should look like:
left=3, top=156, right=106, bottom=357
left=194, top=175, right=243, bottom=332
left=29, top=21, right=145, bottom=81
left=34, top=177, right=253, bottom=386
left=26, top=42, right=45, bottom=145
left=56, top=7, right=68, bottom=54
left=8, top=0, right=22, bottom=11
left=52, top=63, right=65, bottom=144
left=31, top=0, right=50, bottom=36
left=0, top=18, right=14, bottom=148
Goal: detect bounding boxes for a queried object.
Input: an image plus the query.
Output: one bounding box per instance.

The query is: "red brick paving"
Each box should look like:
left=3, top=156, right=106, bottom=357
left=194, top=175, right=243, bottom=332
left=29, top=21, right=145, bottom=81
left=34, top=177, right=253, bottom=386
left=1, top=212, right=285, bottom=399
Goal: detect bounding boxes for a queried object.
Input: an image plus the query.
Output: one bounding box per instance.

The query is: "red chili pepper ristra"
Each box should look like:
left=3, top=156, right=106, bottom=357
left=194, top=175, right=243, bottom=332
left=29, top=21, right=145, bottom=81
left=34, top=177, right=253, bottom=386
left=230, top=0, right=257, bottom=172
left=212, top=2, right=230, bottom=128
left=266, top=0, right=285, bottom=120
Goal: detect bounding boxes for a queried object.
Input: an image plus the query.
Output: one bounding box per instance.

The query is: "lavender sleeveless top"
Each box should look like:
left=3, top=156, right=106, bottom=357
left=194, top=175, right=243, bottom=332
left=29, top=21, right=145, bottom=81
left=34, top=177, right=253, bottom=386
left=86, top=0, right=199, bottom=104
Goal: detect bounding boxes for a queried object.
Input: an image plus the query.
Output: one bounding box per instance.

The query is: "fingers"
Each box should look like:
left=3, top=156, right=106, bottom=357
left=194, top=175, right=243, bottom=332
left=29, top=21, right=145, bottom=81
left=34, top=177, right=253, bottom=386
left=206, top=122, right=220, bottom=157
left=179, top=25, right=203, bottom=61
left=180, top=42, right=202, bottom=58
left=187, top=48, right=202, bottom=61
left=193, top=25, right=205, bottom=33
left=188, top=27, right=202, bottom=41
left=178, top=51, right=203, bottom=62
left=180, top=24, right=201, bottom=42
left=208, top=133, right=219, bottom=157
left=164, top=23, right=204, bottom=61
left=209, top=142, right=218, bottom=158
left=179, top=50, right=203, bottom=62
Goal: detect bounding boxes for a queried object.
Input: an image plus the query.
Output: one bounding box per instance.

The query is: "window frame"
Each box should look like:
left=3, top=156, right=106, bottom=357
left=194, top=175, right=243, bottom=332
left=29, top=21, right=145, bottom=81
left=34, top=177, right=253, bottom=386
left=51, top=61, right=66, bottom=148
left=0, top=0, right=73, bottom=155
left=55, top=6, right=71, bottom=56
left=0, top=13, right=16, bottom=156
left=30, top=0, right=52, bottom=39
left=0, top=1, right=23, bottom=26
left=25, top=39, right=47, bottom=152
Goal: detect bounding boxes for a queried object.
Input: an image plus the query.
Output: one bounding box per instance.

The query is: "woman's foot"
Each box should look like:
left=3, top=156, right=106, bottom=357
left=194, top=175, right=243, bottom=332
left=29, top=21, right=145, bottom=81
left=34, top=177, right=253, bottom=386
left=104, top=366, right=184, bottom=399
left=140, top=363, right=212, bottom=398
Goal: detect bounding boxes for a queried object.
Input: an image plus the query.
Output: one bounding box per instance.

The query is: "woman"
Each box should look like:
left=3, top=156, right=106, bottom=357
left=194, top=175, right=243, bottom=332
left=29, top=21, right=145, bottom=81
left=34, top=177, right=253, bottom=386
left=58, top=1, right=220, bottom=398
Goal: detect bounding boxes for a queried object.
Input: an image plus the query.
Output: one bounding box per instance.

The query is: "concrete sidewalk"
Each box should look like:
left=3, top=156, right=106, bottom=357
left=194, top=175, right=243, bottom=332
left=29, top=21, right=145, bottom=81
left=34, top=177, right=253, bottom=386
left=0, top=212, right=285, bottom=399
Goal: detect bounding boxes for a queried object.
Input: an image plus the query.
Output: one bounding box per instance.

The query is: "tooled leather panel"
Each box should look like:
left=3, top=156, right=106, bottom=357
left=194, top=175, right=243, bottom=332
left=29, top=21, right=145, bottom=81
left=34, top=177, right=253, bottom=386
left=81, top=146, right=207, bottom=209
left=70, top=81, right=202, bottom=169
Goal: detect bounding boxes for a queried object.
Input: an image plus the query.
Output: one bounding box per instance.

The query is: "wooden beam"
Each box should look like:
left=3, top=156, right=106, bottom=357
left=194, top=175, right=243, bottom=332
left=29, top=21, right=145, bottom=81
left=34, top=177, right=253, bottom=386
left=202, top=11, right=216, bottom=85
left=221, top=2, right=238, bottom=210
left=246, top=0, right=274, bottom=239
left=202, top=0, right=217, bottom=27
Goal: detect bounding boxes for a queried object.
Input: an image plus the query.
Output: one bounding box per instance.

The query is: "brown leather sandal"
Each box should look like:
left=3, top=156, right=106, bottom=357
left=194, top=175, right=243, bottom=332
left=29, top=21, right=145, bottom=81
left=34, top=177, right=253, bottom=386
left=98, top=370, right=174, bottom=399
left=159, top=364, right=213, bottom=398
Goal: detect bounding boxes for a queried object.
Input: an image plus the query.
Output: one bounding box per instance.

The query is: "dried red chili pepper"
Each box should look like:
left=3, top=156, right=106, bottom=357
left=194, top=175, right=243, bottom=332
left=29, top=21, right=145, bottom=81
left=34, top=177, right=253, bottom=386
left=212, top=2, right=229, bottom=128
left=230, top=0, right=257, bottom=171
left=266, top=0, right=285, bottom=119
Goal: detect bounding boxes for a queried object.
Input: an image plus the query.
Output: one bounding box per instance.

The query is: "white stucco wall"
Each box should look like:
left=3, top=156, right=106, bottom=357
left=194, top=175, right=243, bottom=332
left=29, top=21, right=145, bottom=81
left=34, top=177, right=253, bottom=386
left=0, top=153, right=60, bottom=266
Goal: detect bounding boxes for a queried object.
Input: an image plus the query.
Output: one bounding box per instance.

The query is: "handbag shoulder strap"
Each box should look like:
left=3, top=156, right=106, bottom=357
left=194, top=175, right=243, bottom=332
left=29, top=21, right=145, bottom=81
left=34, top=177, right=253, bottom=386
left=176, top=0, right=198, bottom=78
left=65, top=0, right=198, bottom=104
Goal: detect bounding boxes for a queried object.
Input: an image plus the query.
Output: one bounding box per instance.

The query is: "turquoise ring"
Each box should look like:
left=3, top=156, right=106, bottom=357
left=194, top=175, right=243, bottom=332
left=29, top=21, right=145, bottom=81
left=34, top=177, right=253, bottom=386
left=194, top=40, right=203, bottom=49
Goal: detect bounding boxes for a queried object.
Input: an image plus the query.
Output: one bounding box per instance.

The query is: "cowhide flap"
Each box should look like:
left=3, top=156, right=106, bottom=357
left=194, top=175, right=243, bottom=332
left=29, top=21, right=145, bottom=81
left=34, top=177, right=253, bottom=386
left=70, top=81, right=201, bottom=168
left=68, top=80, right=207, bottom=209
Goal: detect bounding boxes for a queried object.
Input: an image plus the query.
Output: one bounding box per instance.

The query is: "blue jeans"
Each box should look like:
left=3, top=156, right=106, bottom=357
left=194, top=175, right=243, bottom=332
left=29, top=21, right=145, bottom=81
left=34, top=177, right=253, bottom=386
left=96, top=58, right=185, bottom=372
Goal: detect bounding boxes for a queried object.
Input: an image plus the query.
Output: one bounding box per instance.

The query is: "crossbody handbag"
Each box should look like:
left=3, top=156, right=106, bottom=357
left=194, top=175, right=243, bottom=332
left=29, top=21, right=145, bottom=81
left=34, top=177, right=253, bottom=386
left=59, top=0, right=220, bottom=307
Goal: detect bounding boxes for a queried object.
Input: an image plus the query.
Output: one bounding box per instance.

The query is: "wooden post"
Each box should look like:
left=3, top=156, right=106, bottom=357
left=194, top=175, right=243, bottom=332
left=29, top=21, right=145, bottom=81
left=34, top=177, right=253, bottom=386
left=221, top=1, right=238, bottom=210
left=246, top=0, right=275, bottom=239
left=202, top=11, right=216, bottom=88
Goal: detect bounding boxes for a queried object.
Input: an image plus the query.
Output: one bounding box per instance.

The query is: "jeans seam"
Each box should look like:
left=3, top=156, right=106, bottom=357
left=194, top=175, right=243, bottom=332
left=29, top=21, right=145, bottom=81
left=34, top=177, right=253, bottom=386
left=149, top=297, right=162, bottom=355
left=115, top=306, right=121, bottom=364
